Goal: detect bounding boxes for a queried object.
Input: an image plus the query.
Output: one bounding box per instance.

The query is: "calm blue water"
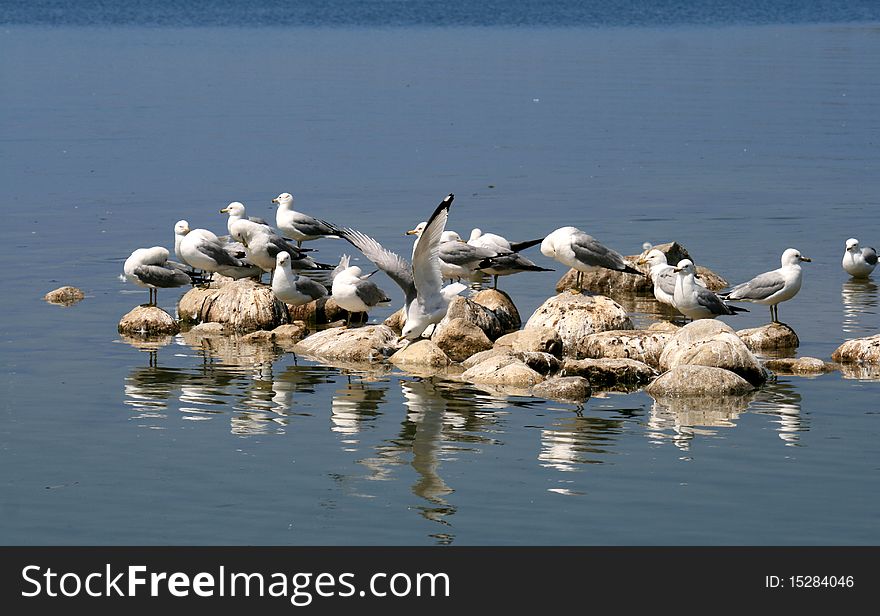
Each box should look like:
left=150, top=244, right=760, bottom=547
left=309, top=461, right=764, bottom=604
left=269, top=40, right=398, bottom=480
left=1, top=2, right=879, bottom=545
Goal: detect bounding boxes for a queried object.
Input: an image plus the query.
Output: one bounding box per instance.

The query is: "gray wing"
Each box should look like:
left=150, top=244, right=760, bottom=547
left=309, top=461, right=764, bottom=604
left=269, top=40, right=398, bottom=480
left=248, top=216, right=270, bottom=226
left=480, top=252, right=553, bottom=274
left=334, top=227, right=416, bottom=302
left=570, top=231, right=630, bottom=271
left=726, top=271, right=785, bottom=300
left=412, top=194, right=454, bottom=300
left=198, top=237, right=242, bottom=267
left=696, top=287, right=734, bottom=316
left=654, top=269, right=677, bottom=296
left=863, top=247, right=878, bottom=266
left=440, top=241, right=494, bottom=266
left=291, top=212, right=338, bottom=238
left=354, top=279, right=392, bottom=308
left=297, top=277, right=328, bottom=301
left=133, top=264, right=191, bottom=288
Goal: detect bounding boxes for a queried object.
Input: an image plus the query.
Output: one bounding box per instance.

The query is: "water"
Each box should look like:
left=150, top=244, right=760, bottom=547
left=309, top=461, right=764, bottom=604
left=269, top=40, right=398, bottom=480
left=1, top=2, right=879, bottom=545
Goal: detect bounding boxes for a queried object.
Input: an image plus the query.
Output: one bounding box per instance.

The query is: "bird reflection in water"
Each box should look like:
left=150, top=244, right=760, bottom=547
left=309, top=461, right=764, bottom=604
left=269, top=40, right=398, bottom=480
left=330, top=374, right=388, bottom=445
left=749, top=381, right=805, bottom=446
left=841, top=279, right=878, bottom=336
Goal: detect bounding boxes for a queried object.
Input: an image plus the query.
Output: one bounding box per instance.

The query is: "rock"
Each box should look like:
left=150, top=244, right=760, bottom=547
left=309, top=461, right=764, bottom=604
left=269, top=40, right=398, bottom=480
left=472, top=289, right=521, bottom=333
left=287, top=296, right=361, bottom=326
left=517, top=351, right=562, bottom=375
left=461, top=355, right=544, bottom=387
left=461, top=348, right=517, bottom=370
left=187, top=322, right=228, bottom=336
left=241, top=330, right=274, bottom=343
left=43, top=286, right=85, bottom=306
left=118, top=305, right=180, bottom=336
left=648, top=321, right=681, bottom=333
left=763, top=357, right=837, bottom=375
left=531, top=376, right=591, bottom=402
left=659, top=319, right=767, bottom=386
left=496, top=326, right=564, bottom=357
left=431, top=318, right=493, bottom=362
left=737, top=322, right=799, bottom=352
left=579, top=329, right=673, bottom=368
left=389, top=339, right=451, bottom=368
left=296, top=325, right=400, bottom=363
left=271, top=322, right=309, bottom=343
left=832, top=334, right=880, bottom=364
left=525, top=293, right=633, bottom=357
left=646, top=365, right=756, bottom=396
left=441, top=296, right=504, bottom=340
left=562, top=358, right=657, bottom=389
left=178, top=279, right=289, bottom=332
left=383, top=307, right=405, bottom=332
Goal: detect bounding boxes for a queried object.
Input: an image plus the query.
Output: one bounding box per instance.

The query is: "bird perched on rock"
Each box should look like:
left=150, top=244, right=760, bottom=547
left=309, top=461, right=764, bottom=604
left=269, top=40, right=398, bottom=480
left=271, top=192, right=340, bottom=247
left=468, top=228, right=552, bottom=289
left=407, top=225, right=509, bottom=283
left=842, top=238, right=877, bottom=279
left=123, top=246, right=192, bottom=306
left=719, top=248, right=811, bottom=323
left=638, top=248, right=706, bottom=307
left=540, top=226, right=641, bottom=292
left=331, top=254, right=393, bottom=326
left=271, top=252, right=328, bottom=306
left=672, top=259, right=747, bottom=320
left=173, top=220, right=262, bottom=281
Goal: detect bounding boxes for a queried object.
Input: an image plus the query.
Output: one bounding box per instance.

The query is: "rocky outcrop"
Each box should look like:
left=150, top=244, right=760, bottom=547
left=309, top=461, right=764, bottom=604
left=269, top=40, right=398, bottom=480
left=494, top=326, right=563, bottom=357
left=287, top=296, right=360, bottom=326
left=561, top=358, right=657, bottom=389
left=390, top=339, right=451, bottom=369
left=118, top=305, right=180, bottom=336
left=737, top=322, right=799, bottom=352
left=659, top=319, right=767, bottom=386
left=43, top=286, right=85, bottom=306
left=441, top=296, right=504, bottom=341
left=296, top=325, right=400, bottom=363
left=763, top=357, right=836, bottom=375
left=525, top=293, right=633, bottom=357
left=178, top=279, right=289, bottom=332
left=431, top=318, right=493, bottom=362
left=578, top=329, right=673, bottom=368
left=531, top=376, right=591, bottom=402
left=832, top=334, right=880, bottom=364
left=461, top=355, right=544, bottom=387
left=461, top=348, right=516, bottom=370
left=472, top=289, right=521, bottom=333
left=646, top=365, right=756, bottom=396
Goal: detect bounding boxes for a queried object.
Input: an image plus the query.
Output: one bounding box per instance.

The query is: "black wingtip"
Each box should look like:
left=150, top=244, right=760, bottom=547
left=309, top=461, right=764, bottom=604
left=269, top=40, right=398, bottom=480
left=728, top=304, right=750, bottom=314
left=622, top=264, right=643, bottom=276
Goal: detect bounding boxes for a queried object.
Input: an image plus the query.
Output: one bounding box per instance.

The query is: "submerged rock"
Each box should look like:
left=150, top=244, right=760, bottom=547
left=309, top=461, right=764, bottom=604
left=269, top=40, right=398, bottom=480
left=525, top=293, right=633, bottom=358
left=646, top=365, right=756, bottom=396
left=186, top=322, right=229, bottom=336
left=495, top=326, right=563, bottom=357
left=472, top=289, right=521, bottom=333
left=659, top=319, right=767, bottom=386
left=763, top=357, right=837, bottom=375
left=461, top=354, right=544, bottom=387
left=390, top=339, right=451, bottom=368
left=832, top=334, right=880, bottom=364
left=531, top=376, right=591, bottom=402
left=579, top=329, right=673, bottom=368
left=561, top=358, right=657, bottom=389
left=43, top=286, right=85, bottom=306
left=118, top=305, right=180, bottom=336
left=431, top=317, right=493, bottom=362
left=178, top=279, right=289, bottom=332
left=296, top=325, right=400, bottom=363
left=737, top=322, right=799, bottom=352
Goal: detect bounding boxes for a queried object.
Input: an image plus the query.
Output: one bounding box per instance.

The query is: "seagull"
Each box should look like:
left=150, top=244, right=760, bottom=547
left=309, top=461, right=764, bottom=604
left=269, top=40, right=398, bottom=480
left=173, top=220, right=262, bottom=281
left=540, top=226, right=641, bottom=292
left=123, top=246, right=192, bottom=306
left=672, top=259, right=747, bottom=320
left=468, top=228, right=544, bottom=254
left=271, top=192, right=340, bottom=247
left=719, top=248, right=811, bottom=323
left=842, top=238, right=877, bottom=279
left=331, top=193, right=467, bottom=340
left=468, top=228, right=552, bottom=289
left=331, top=254, right=393, bottom=326
left=638, top=249, right=706, bottom=307
left=271, top=252, right=328, bottom=306
left=407, top=226, right=508, bottom=283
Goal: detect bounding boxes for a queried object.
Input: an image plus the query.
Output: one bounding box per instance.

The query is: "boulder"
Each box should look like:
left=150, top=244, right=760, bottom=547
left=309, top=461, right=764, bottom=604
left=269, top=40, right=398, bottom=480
left=389, top=339, right=451, bottom=369
left=383, top=307, right=405, bottom=332
left=296, top=325, right=400, bottom=363
left=472, top=289, right=521, bottom=333
left=525, top=293, right=633, bottom=357
left=646, top=365, right=756, bottom=396
left=186, top=322, right=229, bottom=336
left=178, top=278, right=289, bottom=332
left=517, top=351, right=562, bottom=375
left=531, top=376, right=591, bottom=402
left=461, top=355, right=544, bottom=387
left=579, top=329, right=674, bottom=368
left=271, top=322, right=309, bottom=343
left=431, top=318, right=493, bottom=362
left=659, top=319, right=767, bottom=386
left=763, top=357, right=837, bottom=375
left=43, top=286, right=85, bottom=306
left=461, top=348, right=518, bottom=370
left=648, top=321, right=681, bottom=333
left=495, top=326, right=563, bottom=357
left=118, top=305, right=180, bottom=336
left=832, top=334, right=880, bottom=364
left=287, top=296, right=359, bottom=326
left=562, top=358, right=657, bottom=389
left=241, top=330, right=274, bottom=343
left=441, top=296, right=504, bottom=340
left=736, top=323, right=799, bottom=352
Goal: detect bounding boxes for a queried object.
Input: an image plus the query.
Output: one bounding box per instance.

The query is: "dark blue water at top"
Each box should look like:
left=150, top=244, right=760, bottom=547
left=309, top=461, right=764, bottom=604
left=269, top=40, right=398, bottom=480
left=3, top=0, right=880, bottom=28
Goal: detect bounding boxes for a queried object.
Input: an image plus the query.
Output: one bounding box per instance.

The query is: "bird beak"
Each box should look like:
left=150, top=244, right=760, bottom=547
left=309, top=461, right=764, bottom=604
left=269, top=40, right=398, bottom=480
left=219, top=207, right=229, bottom=213
left=672, top=266, right=682, bottom=272
left=636, top=258, right=647, bottom=265
left=405, top=229, right=418, bottom=236
left=457, top=239, right=467, bottom=244
left=271, top=198, right=278, bottom=205
left=800, top=256, right=812, bottom=262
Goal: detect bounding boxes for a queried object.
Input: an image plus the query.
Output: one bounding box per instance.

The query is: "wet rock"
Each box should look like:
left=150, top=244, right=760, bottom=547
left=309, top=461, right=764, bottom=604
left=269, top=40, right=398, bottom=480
left=383, top=307, right=405, bottom=332
left=763, top=357, right=837, bottom=375
left=43, top=286, right=85, bottom=306
left=531, top=376, right=591, bottom=402
left=737, top=322, right=799, bottom=352
left=178, top=279, right=289, bottom=332
left=241, top=330, right=274, bottom=343
left=646, top=365, right=755, bottom=396
left=525, top=293, right=633, bottom=358
left=186, top=322, right=229, bottom=336
left=832, top=334, right=880, bottom=364
left=579, top=329, right=673, bottom=368
left=517, top=351, right=562, bottom=375
left=461, top=348, right=517, bottom=370
left=271, top=322, right=309, bottom=343
left=390, top=339, right=451, bottom=368
left=562, top=358, right=657, bottom=389
left=431, top=318, right=493, bottom=363
left=297, top=325, right=400, bottom=363
left=461, top=356, right=544, bottom=387
left=441, top=296, right=504, bottom=341
left=659, top=319, right=767, bottom=386
left=287, top=297, right=360, bottom=326
left=472, top=289, right=521, bottom=333
left=118, top=305, right=180, bottom=336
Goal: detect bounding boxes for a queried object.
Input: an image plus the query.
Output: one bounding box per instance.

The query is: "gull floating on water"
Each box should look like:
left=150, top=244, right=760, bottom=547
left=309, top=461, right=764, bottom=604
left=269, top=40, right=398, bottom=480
left=331, top=254, right=393, bottom=326
left=672, top=259, right=747, bottom=320
left=540, top=226, right=641, bottom=291
left=638, top=249, right=706, bottom=307
left=123, top=246, right=192, bottom=306
left=271, top=252, right=328, bottom=306
left=332, top=193, right=467, bottom=340
left=272, top=192, right=340, bottom=248
left=173, top=220, right=262, bottom=281
left=468, top=228, right=551, bottom=289
left=842, top=238, right=877, bottom=279
left=719, top=248, right=811, bottom=323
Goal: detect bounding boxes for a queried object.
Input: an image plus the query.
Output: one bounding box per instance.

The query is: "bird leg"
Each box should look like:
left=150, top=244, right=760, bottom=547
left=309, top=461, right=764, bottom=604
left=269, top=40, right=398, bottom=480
left=569, top=271, right=582, bottom=294
left=493, top=275, right=499, bottom=290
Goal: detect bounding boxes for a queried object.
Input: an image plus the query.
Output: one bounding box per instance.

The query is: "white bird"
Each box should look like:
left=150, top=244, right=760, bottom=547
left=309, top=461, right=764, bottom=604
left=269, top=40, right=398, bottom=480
left=173, top=220, right=262, bottom=281
left=123, top=246, right=192, bottom=306
left=272, top=192, right=339, bottom=247
left=271, top=252, right=328, bottom=306
left=638, top=249, right=706, bottom=307
left=672, top=259, right=747, bottom=320
left=540, top=226, right=641, bottom=292
left=331, top=254, right=393, bottom=325
left=332, top=193, right=467, bottom=340
left=842, top=238, right=877, bottom=279
left=719, top=248, right=811, bottom=323
left=468, top=228, right=552, bottom=289
left=407, top=226, right=507, bottom=283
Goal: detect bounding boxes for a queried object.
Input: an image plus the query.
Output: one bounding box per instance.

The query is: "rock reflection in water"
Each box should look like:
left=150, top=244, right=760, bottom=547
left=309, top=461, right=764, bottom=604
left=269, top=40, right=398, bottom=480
left=749, top=382, right=805, bottom=446
left=841, top=279, right=878, bottom=335
left=539, top=406, right=634, bottom=473
left=647, top=393, right=755, bottom=451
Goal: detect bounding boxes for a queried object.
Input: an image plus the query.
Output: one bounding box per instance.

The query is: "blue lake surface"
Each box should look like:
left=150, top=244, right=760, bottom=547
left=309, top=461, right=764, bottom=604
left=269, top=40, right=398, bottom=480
left=1, top=2, right=879, bottom=545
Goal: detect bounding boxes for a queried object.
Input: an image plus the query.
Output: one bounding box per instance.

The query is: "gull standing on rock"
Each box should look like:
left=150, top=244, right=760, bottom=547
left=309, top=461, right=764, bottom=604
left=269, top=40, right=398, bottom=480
left=638, top=249, right=706, bottom=307
left=332, top=193, right=467, bottom=340
left=842, top=238, right=877, bottom=279
left=123, top=246, right=192, bottom=306
left=719, top=248, right=811, bottom=323
left=331, top=254, right=393, bottom=326
left=672, top=259, right=747, bottom=321
left=272, top=192, right=340, bottom=248
left=407, top=225, right=509, bottom=283
left=271, top=252, right=328, bottom=306
left=540, top=226, right=641, bottom=292
left=173, top=220, right=262, bottom=281
left=468, top=228, right=552, bottom=289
